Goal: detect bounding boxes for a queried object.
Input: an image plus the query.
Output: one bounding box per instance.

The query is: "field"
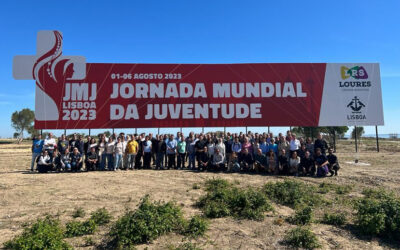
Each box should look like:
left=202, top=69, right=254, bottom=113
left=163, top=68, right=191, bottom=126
left=0, top=138, right=399, bottom=249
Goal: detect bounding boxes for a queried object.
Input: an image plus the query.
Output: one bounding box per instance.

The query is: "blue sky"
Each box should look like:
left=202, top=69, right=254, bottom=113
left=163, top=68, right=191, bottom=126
left=0, top=0, right=399, bottom=138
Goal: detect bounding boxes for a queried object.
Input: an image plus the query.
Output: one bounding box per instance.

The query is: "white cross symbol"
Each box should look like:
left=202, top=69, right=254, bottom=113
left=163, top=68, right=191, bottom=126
left=13, top=30, right=86, bottom=80
left=12, top=30, right=86, bottom=121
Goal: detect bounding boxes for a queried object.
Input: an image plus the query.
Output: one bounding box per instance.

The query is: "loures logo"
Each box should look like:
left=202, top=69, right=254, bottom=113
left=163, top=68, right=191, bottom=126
left=347, top=96, right=366, bottom=120
left=341, top=66, right=368, bottom=80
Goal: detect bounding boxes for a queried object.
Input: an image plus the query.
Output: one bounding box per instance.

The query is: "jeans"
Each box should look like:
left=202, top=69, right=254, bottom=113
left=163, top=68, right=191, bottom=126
left=31, top=152, right=41, bottom=171
left=114, top=154, right=122, bottom=170
left=188, top=153, right=196, bottom=169
left=106, top=153, right=114, bottom=170
left=177, top=153, right=186, bottom=168
left=156, top=152, right=164, bottom=169
left=127, top=154, right=136, bottom=169
left=71, top=162, right=80, bottom=172
left=101, top=153, right=107, bottom=170
left=64, top=162, right=71, bottom=171
left=144, top=152, right=152, bottom=169
left=167, top=153, right=176, bottom=169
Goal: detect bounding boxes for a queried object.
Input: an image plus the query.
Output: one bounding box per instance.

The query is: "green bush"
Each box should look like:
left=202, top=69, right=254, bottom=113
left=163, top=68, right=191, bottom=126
left=290, top=206, right=313, bottom=225
left=90, top=207, right=112, bottom=225
left=183, top=215, right=209, bottom=237
left=197, top=179, right=273, bottom=220
left=65, top=219, right=97, bottom=237
left=72, top=207, right=86, bottom=218
left=109, top=195, right=185, bottom=248
left=263, top=179, right=322, bottom=208
left=284, top=226, right=321, bottom=249
left=4, top=216, right=71, bottom=250
left=317, top=182, right=335, bottom=194
left=335, top=185, right=352, bottom=195
left=204, top=178, right=231, bottom=192
left=354, top=191, right=400, bottom=239
left=321, top=213, right=346, bottom=226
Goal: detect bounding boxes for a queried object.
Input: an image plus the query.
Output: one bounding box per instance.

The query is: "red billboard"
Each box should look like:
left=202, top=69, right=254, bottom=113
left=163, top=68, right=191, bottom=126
left=12, top=31, right=384, bottom=129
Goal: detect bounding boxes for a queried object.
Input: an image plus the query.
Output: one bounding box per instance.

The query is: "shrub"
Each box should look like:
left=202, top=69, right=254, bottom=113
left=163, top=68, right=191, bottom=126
left=290, top=206, right=313, bottom=225
left=335, top=185, right=352, bottom=195
left=354, top=192, right=400, bottom=239
left=90, top=207, right=112, bottom=225
left=197, top=179, right=273, bottom=220
left=72, top=207, right=86, bottom=218
left=109, top=195, right=185, bottom=248
left=321, top=213, right=346, bottom=226
left=83, top=236, right=95, bottom=246
left=65, top=219, right=97, bottom=237
left=4, top=216, right=71, bottom=250
left=284, top=226, right=321, bottom=249
left=183, top=215, right=209, bottom=237
left=317, top=182, right=335, bottom=194
left=192, top=183, right=201, bottom=190
left=263, top=179, right=322, bottom=208
left=204, top=178, right=230, bottom=192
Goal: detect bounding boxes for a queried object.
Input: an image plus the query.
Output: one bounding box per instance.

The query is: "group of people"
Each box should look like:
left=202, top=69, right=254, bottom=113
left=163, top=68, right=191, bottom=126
left=31, top=130, right=340, bottom=177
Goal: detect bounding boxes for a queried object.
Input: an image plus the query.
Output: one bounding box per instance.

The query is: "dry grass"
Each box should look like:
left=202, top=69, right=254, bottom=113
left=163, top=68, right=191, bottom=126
left=0, top=138, right=399, bottom=249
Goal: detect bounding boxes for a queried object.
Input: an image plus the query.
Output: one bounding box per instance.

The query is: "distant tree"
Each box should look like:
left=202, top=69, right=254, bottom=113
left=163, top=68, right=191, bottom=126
left=321, top=127, right=349, bottom=152
left=351, top=126, right=365, bottom=139
left=292, top=127, right=323, bottom=139
left=11, top=108, right=35, bottom=141
left=103, top=130, right=111, bottom=137
left=27, top=126, right=40, bottom=138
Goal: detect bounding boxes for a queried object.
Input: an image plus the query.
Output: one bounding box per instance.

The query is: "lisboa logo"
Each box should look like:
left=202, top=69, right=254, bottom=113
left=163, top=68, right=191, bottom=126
left=347, top=96, right=366, bottom=120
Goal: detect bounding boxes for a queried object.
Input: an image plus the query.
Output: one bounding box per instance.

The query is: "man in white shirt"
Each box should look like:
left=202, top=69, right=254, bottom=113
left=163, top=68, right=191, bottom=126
left=44, top=133, right=56, bottom=160
left=289, top=133, right=301, bottom=156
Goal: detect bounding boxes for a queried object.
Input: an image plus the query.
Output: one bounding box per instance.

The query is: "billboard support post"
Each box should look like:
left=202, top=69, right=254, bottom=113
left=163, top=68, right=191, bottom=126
left=158, top=128, right=160, bottom=135
left=376, top=126, right=380, bottom=152
left=64, top=129, right=66, bottom=136
left=355, top=126, right=358, bottom=153
left=268, top=126, right=270, bottom=134
left=89, top=129, right=91, bottom=136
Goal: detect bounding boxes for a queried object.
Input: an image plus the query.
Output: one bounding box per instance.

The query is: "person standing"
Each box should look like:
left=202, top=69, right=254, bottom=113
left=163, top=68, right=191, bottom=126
left=31, top=135, right=44, bottom=171
left=57, top=134, right=69, bottom=155
left=195, top=135, right=206, bottom=168
left=187, top=135, right=196, bottom=170
left=314, top=134, right=328, bottom=155
left=114, top=137, right=124, bottom=171
left=156, top=135, right=167, bottom=170
left=105, top=137, right=115, bottom=170
left=126, top=135, right=139, bottom=170
left=289, top=134, right=301, bottom=156
left=98, top=136, right=107, bottom=170
left=177, top=135, right=186, bottom=169
left=166, top=134, right=177, bottom=169
left=143, top=135, right=153, bottom=169
left=44, top=133, right=56, bottom=161
left=215, top=138, right=226, bottom=158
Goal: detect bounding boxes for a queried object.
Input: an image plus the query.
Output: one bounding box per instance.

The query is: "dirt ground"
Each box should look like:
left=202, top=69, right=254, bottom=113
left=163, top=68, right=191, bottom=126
left=0, top=138, right=399, bottom=249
